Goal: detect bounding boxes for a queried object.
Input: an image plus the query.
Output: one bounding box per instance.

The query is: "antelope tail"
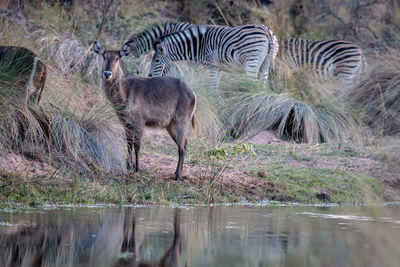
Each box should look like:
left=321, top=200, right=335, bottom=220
left=191, top=113, right=196, bottom=133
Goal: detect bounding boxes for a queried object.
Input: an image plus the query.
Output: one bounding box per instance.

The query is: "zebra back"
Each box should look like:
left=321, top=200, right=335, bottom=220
left=122, top=22, right=192, bottom=57
left=282, top=38, right=365, bottom=82
left=154, top=24, right=277, bottom=72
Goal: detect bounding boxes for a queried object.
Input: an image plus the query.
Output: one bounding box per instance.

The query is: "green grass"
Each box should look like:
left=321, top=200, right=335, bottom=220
left=0, top=136, right=389, bottom=207
left=0, top=169, right=243, bottom=208
left=256, top=165, right=384, bottom=203
left=0, top=161, right=385, bottom=207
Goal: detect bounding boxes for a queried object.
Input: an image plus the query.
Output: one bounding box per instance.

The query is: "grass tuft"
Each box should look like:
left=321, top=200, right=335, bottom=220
left=349, top=49, right=400, bottom=136
left=220, top=64, right=358, bottom=144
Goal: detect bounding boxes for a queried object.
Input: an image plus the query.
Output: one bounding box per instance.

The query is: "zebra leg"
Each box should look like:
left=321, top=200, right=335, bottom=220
left=257, top=54, right=272, bottom=87
left=207, top=66, right=222, bottom=101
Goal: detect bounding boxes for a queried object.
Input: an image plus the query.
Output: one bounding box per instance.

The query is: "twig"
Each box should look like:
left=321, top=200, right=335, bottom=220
left=97, top=0, right=115, bottom=37
left=214, top=2, right=230, bottom=26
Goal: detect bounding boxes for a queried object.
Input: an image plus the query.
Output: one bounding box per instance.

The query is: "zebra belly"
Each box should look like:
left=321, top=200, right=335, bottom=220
left=214, top=43, right=270, bottom=75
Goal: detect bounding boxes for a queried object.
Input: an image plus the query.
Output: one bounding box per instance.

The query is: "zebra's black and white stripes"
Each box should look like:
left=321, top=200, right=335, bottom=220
left=282, top=39, right=365, bottom=83
left=148, top=24, right=279, bottom=95
left=121, top=22, right=192, bottom=57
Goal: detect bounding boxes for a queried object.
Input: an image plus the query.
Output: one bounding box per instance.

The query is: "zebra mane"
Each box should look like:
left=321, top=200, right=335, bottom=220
left=157, top=25, right=208, bottom=44
left=125, top=21, right=193, bottom=45
left=125, top=22, right=173, bottom=44
left=123, top=21, right=193, bottom=57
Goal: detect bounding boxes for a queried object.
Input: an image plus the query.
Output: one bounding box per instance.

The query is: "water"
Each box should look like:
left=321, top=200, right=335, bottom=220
left=1, top=204, right=400, bottom=267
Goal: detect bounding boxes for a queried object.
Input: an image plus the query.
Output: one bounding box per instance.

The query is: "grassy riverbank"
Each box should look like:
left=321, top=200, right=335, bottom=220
left=1, top=130, right=396, bottom=208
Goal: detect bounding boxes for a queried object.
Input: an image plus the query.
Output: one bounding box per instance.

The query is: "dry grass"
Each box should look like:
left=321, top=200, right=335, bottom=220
left=348, top=49, right=400, bottom=136
left=0, top=12, right=126, bottom=174
left=220, top=62, right=358, bottom=144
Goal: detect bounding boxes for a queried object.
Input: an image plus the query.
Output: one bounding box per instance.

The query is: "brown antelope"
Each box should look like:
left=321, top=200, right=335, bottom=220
left=115, top=209, right=185, bottom=267
left=0, top=46, right=50, bottom=148
left=93, top=41, right=196, bottom=180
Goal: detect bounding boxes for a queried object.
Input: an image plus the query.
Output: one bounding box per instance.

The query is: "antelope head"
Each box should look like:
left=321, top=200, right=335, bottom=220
left=93, top=41, right=125, bottom=82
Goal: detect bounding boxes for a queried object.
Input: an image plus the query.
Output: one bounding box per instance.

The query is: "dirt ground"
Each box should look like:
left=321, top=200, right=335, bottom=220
left=141, top=129, right=400, bottom=201
left=1, top=129, right=399, bottom=202
left=0, top=151, right=56, bottom=177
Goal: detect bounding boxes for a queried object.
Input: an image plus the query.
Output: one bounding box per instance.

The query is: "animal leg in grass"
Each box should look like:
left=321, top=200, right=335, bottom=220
left=167, top=123, right=187, bottom=181
left=29, top=106, right=51, bottom=153
left=133, top=124, right=143, bottom=172
left=125, top=123, right=135, bottom=170
left=16, top=110, right=28, bottom=146
left=207, top=66, right=222, bottom=101
left=257, top=54, right=272, bottom=87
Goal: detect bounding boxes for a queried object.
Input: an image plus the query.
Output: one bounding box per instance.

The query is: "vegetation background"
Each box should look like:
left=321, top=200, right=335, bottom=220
left=0, top=0, right=399, bottom=206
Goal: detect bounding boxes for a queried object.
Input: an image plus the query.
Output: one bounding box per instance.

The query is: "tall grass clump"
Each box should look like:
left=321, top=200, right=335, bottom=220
left=0, top=40, right=48, bottom=153
left=43, top=69, right=127, bottom=173
left=221, top=61, right=358, bottom=144
left=0, top=15, right=127, bottom=174
left=177, top=64, right=225, bottom=143
left=348, top=50, right=400, bottom=136
left=0, top=96, right=47, bottom=154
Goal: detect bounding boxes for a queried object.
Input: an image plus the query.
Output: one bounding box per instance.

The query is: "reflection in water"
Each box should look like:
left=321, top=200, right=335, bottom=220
left=0, top=205, right=400, bottom=267
left=115, top=209, right=183, bottom=267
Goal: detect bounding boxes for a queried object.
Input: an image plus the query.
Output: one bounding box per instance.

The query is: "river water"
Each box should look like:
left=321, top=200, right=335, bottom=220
left=1, top=204, right=400, bottom=267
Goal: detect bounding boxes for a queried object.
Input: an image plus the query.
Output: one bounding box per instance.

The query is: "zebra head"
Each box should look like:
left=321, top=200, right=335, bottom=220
left=120, top=44, right=131, bottom=57
left=148, top=42, right=174, bottom=77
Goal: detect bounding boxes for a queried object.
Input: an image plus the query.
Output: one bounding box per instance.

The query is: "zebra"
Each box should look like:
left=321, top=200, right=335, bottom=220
left=120, top=22, right=194, bottom=77
left=148, top=24, right=279, bottom=97
left=120, top=22, right=192, bottom=58
left=280, top=39, right=365, bottom=84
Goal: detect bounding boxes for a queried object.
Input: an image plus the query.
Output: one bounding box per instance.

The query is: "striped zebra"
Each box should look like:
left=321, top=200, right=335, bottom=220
left=121, top=22, right=192, bottom=58
left=148, top=24, right=279, bottom=96
left=281, top=39, right=365, bottom=84
left=120, top=22, right=194, bottom=77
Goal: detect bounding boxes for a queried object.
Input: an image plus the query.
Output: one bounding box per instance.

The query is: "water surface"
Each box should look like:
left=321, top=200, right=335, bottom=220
left=1, top=204, right=400, bottom=266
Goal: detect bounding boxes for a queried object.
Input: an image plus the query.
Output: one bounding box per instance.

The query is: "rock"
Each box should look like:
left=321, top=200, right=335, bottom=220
left=316, top=191, right=331, bottom=201
left=257, top=171, right=267, bottom=178
left=245, top=131, right=281, bottom=145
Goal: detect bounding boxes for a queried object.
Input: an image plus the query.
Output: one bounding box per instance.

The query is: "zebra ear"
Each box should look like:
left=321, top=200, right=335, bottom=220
left=156, top=44, right=164, bottom=54
left=120, top=44, right=130, bottom=57
left=93, top=41, right=104, bottom=55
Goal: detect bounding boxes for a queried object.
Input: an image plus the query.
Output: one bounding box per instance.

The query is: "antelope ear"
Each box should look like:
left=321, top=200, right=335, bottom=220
left=120, top=44, right=130, bottom=57
left=93, top=41, right=104, bottom=55
left=156, top=44, right=164, bottom=54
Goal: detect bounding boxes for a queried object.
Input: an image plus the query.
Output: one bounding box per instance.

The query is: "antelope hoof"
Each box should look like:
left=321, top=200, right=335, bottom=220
left=174, top=173, right=181, bottom=181
left=126, top=159, right=133, bottom=170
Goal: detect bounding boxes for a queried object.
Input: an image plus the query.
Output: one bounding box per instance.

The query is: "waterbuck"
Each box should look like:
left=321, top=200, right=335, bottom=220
left=0, top=46, right=50, bottom=148
left=93, top=42, right=196, bottom=180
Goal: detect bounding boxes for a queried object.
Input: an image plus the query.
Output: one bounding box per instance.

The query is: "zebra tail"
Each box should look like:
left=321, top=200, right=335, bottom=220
left=361, top=54, right=367, bottom=73
left=269, top=34, right=280, bottom=74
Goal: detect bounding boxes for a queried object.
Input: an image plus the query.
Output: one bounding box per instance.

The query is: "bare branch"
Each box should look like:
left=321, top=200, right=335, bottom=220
left=97, top=0, right=115, bottom=37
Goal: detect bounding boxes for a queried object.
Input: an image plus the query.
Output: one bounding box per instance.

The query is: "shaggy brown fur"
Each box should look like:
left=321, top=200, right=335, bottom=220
left=93, top=42, right=196, bottom=180
left=0, top=46, right=50, bottom=149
